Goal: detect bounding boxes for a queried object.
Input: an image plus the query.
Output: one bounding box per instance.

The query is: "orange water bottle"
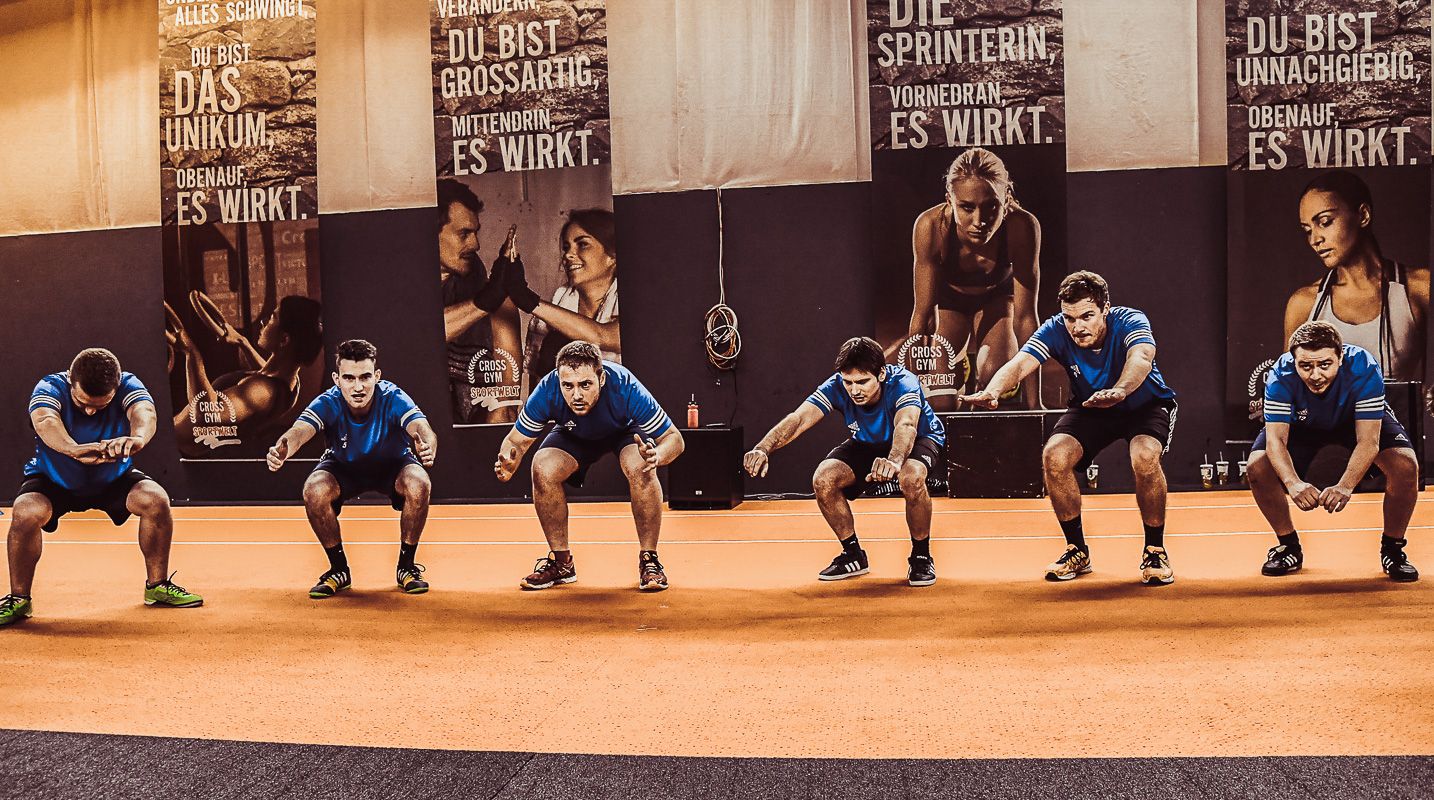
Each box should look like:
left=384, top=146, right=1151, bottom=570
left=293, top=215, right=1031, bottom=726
left=687, top=395, right=699, bottom=428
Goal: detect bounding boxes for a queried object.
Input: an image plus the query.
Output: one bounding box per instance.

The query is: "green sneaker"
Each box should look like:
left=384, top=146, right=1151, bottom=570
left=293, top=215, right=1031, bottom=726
left=144, top=573, right=203, bottom=608
left=0, top=594, right=33, bottom=626
left=309, top=569, right=351, bottom=598
left=397, top=563, right=429, bottom=594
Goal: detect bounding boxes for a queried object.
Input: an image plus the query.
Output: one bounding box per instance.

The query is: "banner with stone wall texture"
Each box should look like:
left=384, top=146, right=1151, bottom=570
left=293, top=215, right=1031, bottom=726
left=1224, top=1, right=1432, bottom=456
left=159, top=0, right=323, bottom=462
left=866, top=0, right=1068, bottom=422
left=431, top=0, right=615, bottom=426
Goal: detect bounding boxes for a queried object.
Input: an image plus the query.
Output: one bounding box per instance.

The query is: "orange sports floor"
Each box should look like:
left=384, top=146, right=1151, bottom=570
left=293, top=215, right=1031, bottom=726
left=1, top=490, right=1431, bottom=760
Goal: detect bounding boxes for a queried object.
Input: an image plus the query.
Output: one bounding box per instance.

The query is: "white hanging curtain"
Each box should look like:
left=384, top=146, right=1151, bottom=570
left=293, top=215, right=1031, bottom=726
left=608, top=0, right=873, bottom=194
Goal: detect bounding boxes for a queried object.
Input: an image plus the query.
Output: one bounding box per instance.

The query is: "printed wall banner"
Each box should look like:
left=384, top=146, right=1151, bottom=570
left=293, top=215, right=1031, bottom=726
left=430, top=0, right=615, bottom=426
left=159, top=0, right=323, bottom=460
left=866, top=0, right=1067, bottom=413
left=1225, top=1, right=1432, bottom=450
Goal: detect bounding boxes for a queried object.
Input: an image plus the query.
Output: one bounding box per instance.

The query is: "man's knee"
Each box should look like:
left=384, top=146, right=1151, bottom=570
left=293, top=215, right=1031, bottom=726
left=1043, top=439, right=1081, bottom=474
left=899, top=463, right=928, bottom=499
left=398, top=468, right=431, bottom=503
left=303, top=474, right=340, bottom=509
left=1380, top=448, right=1420, bottom=490
left=8, top=495, right=51, bottom=533
left=531, top=450, right=575, bottom=489
left=812, top=462, right=852, bottom=497
left=1129, top=438, right=1164, bottom=475
left=127, top=483, right=172, bottom=518
left=1245, top=452, right=1275, bottom=485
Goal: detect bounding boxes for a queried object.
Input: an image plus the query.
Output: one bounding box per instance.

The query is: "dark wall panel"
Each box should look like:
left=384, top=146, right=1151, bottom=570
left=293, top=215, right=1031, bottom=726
left=0, top=227, right=186, bottom=498
left=617, top=183, right=875, bottom=497
left=1065, top=166, right=1228, bottom=493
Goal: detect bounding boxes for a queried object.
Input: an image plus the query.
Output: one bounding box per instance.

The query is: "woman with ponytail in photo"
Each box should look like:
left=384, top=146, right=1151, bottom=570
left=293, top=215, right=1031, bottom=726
left=905, top=147, right=1041, bottom=409
left=1285, top=170, right=1429, bottom=381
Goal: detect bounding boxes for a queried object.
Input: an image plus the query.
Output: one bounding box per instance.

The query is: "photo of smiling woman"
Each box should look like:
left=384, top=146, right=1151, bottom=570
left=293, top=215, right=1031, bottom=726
left=1283, top=170, right=1429, bottom=382
left=902, top=148, right=1041, bottom=410
left=518, top=208, right=620, bottom=381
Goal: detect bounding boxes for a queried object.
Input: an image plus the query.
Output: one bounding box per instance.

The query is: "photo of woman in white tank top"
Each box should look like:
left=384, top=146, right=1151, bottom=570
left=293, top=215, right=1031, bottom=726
left=1283, top=170, right=1429, bottom=382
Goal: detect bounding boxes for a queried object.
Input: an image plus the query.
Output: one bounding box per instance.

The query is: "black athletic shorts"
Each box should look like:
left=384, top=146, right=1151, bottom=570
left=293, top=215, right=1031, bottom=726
left=18, top=468, right=152, bottom=533
left=314, top=452, right=423, bottom=516
left=1051, top=398, right=1177, bottom=472
left=538, top=424, right=647, bottom=489
left=824, top=436, right=944, bottom=500
left=1251, top=412, right=1413, bottom=478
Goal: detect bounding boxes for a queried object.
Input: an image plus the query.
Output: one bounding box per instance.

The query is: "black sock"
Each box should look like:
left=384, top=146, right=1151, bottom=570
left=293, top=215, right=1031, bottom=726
left=552, top=549, right=572, bottom=564
left=911, top=537, right=930, bottom=558
left=325, top=543, right=348, bottom=572
left=1277, top=532, right=1301, bottom=550
left=1143, top=523, right=1165, bottom=549
left=841, top=533, right=863, bottom=555
left=398, top=542, right=418, bottom=569
left=1058, top=516, right=1086, bottom=552
left=1381, top=535, right=1407, bottom=552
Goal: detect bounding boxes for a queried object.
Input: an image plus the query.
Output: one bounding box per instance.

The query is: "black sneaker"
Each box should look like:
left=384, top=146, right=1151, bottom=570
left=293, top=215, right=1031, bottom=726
left=309, top=568, right=352, bottom=598
left=397, top=563, right=430, bottom=594
left=907, top=554, right=936, bottom=587
left=1381, top=540, right=1419, bottom=583
left=818, top=549, right=869, bottom=581
left=1262, top=544, right=1303, bottom=576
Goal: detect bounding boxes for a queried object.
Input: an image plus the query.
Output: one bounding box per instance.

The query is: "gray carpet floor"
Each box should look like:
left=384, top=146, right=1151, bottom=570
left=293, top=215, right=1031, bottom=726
left=1, top=729, right=1430, bottom=799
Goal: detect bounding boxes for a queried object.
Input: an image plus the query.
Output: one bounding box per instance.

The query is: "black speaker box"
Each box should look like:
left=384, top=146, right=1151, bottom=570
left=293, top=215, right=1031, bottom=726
left=668, top=426, right=745, bottom=509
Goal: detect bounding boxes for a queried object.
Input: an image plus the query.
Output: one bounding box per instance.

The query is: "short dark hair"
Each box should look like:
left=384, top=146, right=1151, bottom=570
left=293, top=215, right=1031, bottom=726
left=1288, top=320, right=1342, bottom=356
left=437, top=178, right=483, bottom=231
left=277, top=295, right=324, bottom=364
left=336, top=339, right=378, bottom=368
left=834, top=337, right=885, bottom=377
left=555, top=340, right=603, bottom=375
left=1057, top=271, right=1110, bottom=308
left=69, top=348, right=121, bottom=396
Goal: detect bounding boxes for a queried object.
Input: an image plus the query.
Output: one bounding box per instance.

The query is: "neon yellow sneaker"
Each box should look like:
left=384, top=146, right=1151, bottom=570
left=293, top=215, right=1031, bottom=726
left=144, top=574, right=203, bottom=608
left=0, top=594, right=33, bottom=626
left=396, top=564, right=429, bottom=594
left=309, top=569, right=352, bottom=599
left=1139, top=545, right=1175, bottom=585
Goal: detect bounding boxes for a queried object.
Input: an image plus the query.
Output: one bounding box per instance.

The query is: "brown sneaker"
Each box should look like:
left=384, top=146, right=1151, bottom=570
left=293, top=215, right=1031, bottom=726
left=638, top=551, right=668, bottom=591
left=521, top=552, right=576, bottom=590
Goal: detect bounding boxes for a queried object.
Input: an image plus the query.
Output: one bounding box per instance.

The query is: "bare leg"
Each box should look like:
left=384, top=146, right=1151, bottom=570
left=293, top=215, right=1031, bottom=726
left=128, top=481, right=174, bottom=585
left=1042, top=434, right=1085, bottom=522
left=898, top=460, right=931, bottom=541
left=1374, top=448, right=1419, bottom=540
left=813, top=459, right=860, bottom=541
left=531, top=448, right=580, bottom=552
left=302, top=471, right=344, bottom=549
left=1129, top=435, right=1168, bottom=528
left=619, top=444, right=663, bottom=551
left=6, top=494, right=53, bottom=596
left=1246, top=452, right=1295, bottom=537
left=394, top=464, right=432, bottom=546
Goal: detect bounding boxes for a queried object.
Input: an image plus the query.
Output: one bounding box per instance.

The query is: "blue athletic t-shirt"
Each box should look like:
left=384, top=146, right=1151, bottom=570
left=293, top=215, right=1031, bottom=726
left=805, top=365, right=946, bottom=446
left=1020, top=306, right=1176, bottom=411
left=1263, top=344, right=1386, bottom=430
left=517, top=362, right=672, bottom=441
left=26, top=371, right=154, bottom=495
left=297, top=381, right=426, bottom=466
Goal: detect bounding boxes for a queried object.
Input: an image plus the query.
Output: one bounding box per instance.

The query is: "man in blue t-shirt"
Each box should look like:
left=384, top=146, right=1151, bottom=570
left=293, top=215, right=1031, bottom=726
left=1247, top=321, right=1419, bottom=582
left=268, top=339, right=439, bottom=598
left=1, top=349, right=202, bottom=627
left=964, top=271, right=1178, bottom=586
left=744, top=337, right=946, bottom=586
left=495, top=340, right=685, bottom=592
